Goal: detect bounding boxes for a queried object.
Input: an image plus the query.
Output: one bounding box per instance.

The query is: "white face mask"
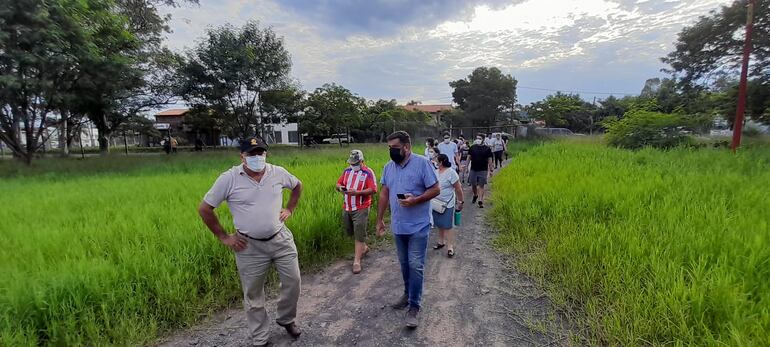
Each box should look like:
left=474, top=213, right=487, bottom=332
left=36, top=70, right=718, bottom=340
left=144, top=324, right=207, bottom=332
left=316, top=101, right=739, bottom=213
left=443, top=138, right=450, bottom=144
left=245, top=154, right=266, bottom=172
left=351, top=164, right=361, bottom=171
left=474, top=139, right=482, bottom=145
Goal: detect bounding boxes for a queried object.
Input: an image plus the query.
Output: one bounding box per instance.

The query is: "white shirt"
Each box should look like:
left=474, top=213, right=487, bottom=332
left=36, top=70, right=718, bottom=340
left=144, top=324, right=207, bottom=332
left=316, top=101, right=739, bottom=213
left=437, top=141, right=459, bottom=168
left=204, top=164, right=300, bottom=238
left=490, top=138, right=505, bottom=152
left=435, top=168, right=459, bottom=208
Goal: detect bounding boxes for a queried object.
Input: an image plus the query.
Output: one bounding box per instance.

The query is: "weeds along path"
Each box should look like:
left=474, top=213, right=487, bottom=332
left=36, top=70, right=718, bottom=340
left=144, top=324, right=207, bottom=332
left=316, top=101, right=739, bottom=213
left=159, top=159, right=575, bottom=347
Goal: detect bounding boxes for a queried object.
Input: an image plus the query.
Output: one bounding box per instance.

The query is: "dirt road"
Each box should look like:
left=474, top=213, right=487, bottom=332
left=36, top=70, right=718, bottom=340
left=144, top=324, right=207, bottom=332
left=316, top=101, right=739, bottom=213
left=159, top=165, right=574, bottom=347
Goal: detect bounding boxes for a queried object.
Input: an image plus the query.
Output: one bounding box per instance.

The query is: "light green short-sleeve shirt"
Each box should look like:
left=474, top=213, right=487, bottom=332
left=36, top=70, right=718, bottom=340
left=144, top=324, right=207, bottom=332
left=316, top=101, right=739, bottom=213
left=204, top=164, right=300, bottom=238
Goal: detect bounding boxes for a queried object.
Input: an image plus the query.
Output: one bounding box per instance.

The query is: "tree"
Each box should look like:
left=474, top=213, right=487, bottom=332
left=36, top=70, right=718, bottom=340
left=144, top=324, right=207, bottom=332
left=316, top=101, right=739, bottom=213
left=72, top=0, right=195, bottom=154
left=710, top=79, right=770, bottom=125
left=596, top=96, right=633, bottom=119
left=605, top=110, right=692, bottom=150
left=301, top=83, right=365, bottom=146
left=526, top=93, right=595, bottom=132
left=663, top=0, right=770, bottom=126
left=71, top=47, right=184, bottom=153
left=449, top=67, right=517, bottom=127
left=663, top=0, right=768, bottom=86
left=0, top=0, right=135, bottom=163
left=260, top=86, right=305, bottom=125
left=178, top=21, right=292, bottom=140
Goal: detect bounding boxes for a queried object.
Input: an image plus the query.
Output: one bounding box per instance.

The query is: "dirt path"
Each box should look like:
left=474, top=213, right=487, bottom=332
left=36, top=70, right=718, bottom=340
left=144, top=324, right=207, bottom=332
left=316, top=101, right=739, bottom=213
left=159, top=163, right=575, bottom=347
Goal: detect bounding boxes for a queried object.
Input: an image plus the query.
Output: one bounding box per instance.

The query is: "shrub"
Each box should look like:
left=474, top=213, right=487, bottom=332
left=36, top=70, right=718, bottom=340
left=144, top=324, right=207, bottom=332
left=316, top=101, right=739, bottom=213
left=604, top=110, right=691, bottom=150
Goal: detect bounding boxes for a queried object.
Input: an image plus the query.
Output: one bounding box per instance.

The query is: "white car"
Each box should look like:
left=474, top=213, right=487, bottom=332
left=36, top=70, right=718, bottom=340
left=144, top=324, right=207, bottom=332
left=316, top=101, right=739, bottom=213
left=322, top=133, right=353, bottom=144
left=534, top=128, right=584, bottom=136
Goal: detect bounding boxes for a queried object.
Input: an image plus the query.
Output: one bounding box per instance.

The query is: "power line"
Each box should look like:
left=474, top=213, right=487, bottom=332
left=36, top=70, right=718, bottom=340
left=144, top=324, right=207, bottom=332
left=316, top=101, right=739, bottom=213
left=415, top=85, right=639, bottom=102
left=517, top=85, right=638, bottom=96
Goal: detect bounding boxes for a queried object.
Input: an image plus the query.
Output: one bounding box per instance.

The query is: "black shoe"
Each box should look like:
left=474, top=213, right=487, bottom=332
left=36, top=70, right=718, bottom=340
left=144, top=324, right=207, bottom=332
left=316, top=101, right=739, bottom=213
left=278, top=322, right=301, bottom=338
left=406, top=307, right=420, bottom=328
left=472, top=195, right=478, bottom=204
left=391, top=294, right=409, bottom=310
left=478, top=201, right=484, bottom=208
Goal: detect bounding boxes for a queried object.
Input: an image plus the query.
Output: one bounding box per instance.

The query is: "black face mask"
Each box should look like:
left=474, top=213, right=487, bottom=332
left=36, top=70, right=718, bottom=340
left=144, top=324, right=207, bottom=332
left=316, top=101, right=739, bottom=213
left=389, top=147, right=406, bottom=163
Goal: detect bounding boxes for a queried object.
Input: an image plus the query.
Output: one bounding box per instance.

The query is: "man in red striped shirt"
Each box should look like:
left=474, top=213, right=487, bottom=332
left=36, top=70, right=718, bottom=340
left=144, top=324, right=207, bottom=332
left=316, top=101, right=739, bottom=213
left=336, top=149, right=378, bottom=274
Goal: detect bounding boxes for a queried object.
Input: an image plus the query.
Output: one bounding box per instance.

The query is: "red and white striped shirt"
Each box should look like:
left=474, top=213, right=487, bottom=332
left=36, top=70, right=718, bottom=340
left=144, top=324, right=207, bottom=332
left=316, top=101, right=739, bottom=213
left=336, top=165, right=378, bottom=212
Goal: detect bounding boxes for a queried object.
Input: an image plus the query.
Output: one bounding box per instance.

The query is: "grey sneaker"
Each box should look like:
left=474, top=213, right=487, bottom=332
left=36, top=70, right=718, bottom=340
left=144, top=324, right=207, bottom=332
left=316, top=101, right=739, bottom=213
left=391, top=294, right=409, bottom=310
left=405, top=307, right=419, bottom=328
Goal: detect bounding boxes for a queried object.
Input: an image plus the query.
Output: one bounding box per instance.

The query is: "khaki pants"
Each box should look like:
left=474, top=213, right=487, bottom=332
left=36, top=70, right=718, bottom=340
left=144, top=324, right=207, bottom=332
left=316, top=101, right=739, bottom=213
left=234, top=226, right=301, bottom=345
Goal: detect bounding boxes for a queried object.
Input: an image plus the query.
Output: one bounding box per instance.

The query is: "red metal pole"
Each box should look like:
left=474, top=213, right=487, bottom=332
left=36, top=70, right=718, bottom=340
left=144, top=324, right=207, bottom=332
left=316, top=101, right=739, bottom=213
left=731, top=0, right=756, bottom=153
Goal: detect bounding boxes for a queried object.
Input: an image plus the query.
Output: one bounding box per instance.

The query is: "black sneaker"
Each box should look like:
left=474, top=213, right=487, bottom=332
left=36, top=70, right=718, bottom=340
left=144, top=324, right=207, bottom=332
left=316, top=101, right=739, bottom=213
left=405, top=307, right=419, bottom=328
left=472, top=195, right=478, bottom=204
left=478, top=201, right=484, bottom=208
left=391, top=294, right=409, bottom=310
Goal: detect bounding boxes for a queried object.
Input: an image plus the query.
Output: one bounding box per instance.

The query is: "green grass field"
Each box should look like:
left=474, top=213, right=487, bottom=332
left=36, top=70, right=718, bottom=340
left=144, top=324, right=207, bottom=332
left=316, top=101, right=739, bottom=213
left=0, top=144, right=390, bottom=346
left=491, top=141, right=770, bottom=345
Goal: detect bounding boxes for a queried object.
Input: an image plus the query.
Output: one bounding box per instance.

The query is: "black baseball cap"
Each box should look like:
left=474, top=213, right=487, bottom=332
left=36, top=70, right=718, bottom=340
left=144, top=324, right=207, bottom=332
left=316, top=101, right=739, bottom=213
left=240, top=137, right=268, bottom=153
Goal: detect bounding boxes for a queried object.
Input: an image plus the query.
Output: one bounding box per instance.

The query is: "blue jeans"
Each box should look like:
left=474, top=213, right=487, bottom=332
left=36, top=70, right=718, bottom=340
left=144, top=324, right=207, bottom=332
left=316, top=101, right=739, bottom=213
left=394, top=225, right=430, bottom=309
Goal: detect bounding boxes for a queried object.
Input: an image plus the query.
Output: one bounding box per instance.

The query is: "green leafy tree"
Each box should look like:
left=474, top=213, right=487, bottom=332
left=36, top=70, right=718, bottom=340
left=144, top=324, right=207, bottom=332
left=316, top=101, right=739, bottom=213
left=663, top=0, right=768, bottom=85
left=178, top=21, right=292, bottom=140
left=605, top=110, right=692, bottom=150
left=663, top=0, right=769, bottom=126
left=526, top=92, right=595, bottom=132
left=301, top=83, right=365, bottom=146
left=449, top=67, right=517, bottom=127
left=66, top=0, right=194, bottom=154
left=0, top=0, right=136, bottom=163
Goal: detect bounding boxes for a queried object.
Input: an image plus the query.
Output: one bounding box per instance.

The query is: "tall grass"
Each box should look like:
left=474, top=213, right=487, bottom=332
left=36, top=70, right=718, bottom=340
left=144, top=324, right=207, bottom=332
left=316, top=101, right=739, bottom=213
left=491, top=142, right=770, bottom=345
left=0, top=145, right=390, bottom=346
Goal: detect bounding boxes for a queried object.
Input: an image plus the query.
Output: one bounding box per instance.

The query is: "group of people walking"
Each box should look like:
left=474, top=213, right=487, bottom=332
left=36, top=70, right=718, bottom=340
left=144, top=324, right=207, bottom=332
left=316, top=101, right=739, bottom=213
left=197, top=130, right=506, bottom=346
left=425, top=132, right=506, bottom=208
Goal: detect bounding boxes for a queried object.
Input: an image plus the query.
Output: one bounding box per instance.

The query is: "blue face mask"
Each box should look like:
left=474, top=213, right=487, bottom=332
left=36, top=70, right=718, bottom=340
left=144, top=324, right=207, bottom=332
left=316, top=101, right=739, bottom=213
left=245, top=154, right=266, bottom=172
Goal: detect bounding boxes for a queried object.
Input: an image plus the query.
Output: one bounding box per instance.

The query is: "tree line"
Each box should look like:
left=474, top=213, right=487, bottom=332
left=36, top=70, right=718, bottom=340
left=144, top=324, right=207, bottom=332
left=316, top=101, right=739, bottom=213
left=0, top=0, right=518, bottom=163
left=522, top=0, right=769, bottom=138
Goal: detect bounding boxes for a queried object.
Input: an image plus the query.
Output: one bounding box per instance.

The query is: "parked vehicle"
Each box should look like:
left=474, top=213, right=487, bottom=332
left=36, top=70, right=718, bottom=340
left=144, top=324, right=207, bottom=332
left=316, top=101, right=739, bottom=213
left=534, top=128, right=584, bottom=136
left=490, top=132, right=515, bottom=141
left=322, top=133, right=353, bottom=144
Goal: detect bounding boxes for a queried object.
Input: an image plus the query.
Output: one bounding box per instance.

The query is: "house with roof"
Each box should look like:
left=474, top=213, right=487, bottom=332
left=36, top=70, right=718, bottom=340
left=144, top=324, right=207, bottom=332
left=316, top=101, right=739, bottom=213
left=153, top=108, right=299, bottom=146
left=400, top=104, right=454, bottom=126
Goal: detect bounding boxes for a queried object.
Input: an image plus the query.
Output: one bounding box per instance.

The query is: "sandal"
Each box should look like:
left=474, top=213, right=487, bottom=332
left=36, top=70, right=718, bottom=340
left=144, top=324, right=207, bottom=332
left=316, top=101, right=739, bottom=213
left=433, top=243, right=446, bottom=250
left=447, top=249, right=455, bottom=258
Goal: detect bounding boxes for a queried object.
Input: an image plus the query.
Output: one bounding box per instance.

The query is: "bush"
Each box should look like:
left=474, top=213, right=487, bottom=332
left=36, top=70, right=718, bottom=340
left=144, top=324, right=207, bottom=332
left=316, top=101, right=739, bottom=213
left=604, top=110, right=691, bottom=150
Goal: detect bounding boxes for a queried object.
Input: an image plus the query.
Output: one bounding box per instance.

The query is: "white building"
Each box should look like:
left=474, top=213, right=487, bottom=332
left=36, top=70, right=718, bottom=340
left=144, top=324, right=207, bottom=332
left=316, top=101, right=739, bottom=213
left=263, top=122, right=299, bottom=145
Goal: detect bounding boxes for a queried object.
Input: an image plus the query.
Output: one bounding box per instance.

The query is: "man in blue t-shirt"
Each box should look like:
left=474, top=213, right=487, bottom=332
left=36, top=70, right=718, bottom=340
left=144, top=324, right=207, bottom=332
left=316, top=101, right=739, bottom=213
left=436, top=133, right=460, bottom=171
left=376, top=131, right=440, bottom=329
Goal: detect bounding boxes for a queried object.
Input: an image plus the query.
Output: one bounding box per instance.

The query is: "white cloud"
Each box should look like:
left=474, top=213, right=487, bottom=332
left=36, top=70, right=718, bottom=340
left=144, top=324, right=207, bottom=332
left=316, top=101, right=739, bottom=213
left=162, top=0, right=734, bottom=104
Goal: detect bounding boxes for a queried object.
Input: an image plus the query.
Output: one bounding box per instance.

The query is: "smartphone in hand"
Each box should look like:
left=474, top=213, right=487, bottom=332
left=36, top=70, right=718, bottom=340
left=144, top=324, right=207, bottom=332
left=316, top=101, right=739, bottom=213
left=396, top=193, right=406, bottom=199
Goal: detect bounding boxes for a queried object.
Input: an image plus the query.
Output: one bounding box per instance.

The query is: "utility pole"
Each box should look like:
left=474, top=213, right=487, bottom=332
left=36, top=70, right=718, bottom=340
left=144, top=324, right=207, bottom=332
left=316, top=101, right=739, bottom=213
left=731, top=0, right=756, bottom=153
left=591, top=96, right=597, bottom=136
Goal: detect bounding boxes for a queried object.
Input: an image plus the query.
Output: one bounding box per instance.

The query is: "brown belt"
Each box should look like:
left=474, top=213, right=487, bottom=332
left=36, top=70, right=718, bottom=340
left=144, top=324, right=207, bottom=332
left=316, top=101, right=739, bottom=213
left=237, top=230, right=280, bottom=241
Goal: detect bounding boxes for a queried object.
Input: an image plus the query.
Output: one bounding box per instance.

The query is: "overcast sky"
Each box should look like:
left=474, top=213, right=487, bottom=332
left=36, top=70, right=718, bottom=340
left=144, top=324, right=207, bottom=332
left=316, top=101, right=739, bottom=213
left=162, top=0, right=732, bottom=105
